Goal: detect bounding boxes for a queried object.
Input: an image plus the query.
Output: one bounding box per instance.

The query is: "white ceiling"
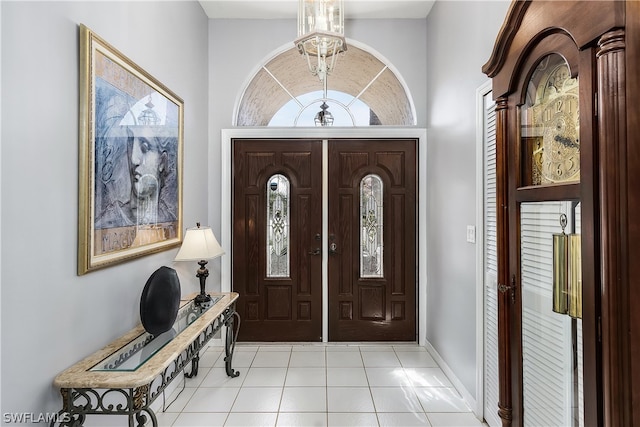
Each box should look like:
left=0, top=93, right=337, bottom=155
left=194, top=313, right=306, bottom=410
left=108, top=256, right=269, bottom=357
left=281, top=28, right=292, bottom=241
left=199, top=0, right=436, bottom=20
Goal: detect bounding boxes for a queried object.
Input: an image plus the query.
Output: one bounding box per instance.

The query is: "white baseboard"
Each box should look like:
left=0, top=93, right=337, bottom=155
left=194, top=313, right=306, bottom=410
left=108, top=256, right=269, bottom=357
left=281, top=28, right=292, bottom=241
left=424, top=340, right=480, bottom=419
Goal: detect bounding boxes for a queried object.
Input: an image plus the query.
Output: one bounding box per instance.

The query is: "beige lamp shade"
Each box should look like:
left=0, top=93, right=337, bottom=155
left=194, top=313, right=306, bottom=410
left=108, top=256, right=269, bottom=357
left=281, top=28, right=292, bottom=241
left=174, top=225, right=225, bottom=261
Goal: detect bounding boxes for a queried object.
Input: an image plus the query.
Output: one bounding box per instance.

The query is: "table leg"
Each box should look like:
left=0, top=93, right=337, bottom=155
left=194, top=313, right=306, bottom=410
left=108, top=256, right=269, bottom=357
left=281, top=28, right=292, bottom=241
left=184, top=352, right=199, bottom=378
left=50, top=389, right=84, bottom=427
left=49, top=410, right=83, bottom=427
left=130, top=408, right=157, bottom=427
left=224, top=311, right=241, bottom=378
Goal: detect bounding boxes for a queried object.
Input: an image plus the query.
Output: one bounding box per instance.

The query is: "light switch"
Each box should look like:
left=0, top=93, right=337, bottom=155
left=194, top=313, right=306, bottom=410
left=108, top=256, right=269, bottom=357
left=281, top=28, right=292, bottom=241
left=466, top=225, right=476, bottom=243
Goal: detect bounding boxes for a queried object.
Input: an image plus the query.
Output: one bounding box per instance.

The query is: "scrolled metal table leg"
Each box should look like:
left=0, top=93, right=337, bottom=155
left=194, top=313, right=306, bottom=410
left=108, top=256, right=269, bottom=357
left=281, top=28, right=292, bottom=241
left=224, top=311, right=241, bottom=378
left=134, top=408, right=157, bottom=427
left=50, top=389, right=84, bottom=427
left=184, top=352, right=199, bottom=378
left=49, top=410, right=83, bottom=427
left=53, top=412, right=83, bottom=427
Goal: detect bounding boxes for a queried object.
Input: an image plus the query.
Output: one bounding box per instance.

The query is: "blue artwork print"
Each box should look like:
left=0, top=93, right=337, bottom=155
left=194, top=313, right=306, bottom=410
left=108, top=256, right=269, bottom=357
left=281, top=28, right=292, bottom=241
left=93, top=70, right=179, bottom=255
left=77, top=26, right=184, bottom=274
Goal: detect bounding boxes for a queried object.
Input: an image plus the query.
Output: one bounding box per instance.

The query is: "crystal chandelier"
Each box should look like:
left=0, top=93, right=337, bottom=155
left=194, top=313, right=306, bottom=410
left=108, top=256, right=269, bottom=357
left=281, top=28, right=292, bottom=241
left=295, top=0, right=346, bottom=126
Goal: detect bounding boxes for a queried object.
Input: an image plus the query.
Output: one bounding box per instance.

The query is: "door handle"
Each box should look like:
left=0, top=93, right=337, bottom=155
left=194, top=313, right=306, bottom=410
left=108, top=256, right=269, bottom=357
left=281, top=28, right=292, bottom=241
left=308, top=248, right=322, bottom=256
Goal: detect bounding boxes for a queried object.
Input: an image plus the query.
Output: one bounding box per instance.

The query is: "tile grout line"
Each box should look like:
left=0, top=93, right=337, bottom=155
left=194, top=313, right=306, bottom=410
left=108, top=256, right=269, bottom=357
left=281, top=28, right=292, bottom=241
left=394, top=345, right=431, bottom=418
left=324, top=346, right=329, bottom=425
left=360, top=345, right=384, bottom=427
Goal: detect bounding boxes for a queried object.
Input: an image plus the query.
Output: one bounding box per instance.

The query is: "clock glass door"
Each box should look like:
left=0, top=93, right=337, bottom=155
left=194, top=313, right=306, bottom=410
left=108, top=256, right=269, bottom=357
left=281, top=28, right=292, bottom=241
left=519, top=201, right=583, bottom=426
left=518, top=53, right=584, bottom=426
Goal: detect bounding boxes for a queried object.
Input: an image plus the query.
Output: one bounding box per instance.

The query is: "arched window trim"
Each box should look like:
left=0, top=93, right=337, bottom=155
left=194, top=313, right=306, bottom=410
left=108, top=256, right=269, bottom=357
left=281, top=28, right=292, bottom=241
left=233, top=38, right=417, bottom=127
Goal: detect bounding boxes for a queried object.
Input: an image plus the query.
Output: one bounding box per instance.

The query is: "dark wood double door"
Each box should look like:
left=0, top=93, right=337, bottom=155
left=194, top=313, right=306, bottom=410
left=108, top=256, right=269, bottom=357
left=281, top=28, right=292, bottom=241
left=232, top=138, right=416, bottom=342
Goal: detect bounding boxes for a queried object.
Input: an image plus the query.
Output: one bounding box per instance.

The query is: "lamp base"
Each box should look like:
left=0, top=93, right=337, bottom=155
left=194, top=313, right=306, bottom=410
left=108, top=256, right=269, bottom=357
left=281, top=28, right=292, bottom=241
left=194, top=292, right=212, bottom=304
left=194, top=260, right=212, bottom=305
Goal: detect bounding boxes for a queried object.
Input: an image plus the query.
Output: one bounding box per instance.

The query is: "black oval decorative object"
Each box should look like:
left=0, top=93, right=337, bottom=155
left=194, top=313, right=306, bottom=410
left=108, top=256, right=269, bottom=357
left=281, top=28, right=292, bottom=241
left=140, top=266, right=181, bottom=336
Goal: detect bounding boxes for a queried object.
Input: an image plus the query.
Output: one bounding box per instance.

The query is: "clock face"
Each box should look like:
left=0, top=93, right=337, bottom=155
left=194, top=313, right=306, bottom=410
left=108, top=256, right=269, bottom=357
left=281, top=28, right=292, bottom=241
left=525, top=56, right=580, bottom=185
left=541, top=93, right=580, bottom=182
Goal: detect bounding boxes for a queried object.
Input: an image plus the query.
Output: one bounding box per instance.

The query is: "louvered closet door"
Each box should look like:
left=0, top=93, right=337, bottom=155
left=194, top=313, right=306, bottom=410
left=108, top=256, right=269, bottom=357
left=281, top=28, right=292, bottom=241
left=482, top=90, right=501, bottom=427
left=520, top=201, right=583, bottom=427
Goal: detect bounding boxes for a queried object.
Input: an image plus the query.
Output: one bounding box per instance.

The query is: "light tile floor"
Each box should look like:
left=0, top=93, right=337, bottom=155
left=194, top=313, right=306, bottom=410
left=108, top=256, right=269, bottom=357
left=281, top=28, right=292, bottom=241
left=154, top=343, right=486, bottom=427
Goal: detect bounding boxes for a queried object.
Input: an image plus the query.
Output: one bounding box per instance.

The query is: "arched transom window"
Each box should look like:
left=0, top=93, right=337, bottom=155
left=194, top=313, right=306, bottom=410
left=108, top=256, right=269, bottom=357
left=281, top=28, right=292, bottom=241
left=236, top=42, right=416, bottom=126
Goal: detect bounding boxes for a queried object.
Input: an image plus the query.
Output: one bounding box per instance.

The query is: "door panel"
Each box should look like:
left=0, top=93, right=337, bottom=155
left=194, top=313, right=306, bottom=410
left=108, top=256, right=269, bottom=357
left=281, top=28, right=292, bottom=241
left=233, top=139, right=323, bottom=341
left=328, top=139, right=417, bottom=341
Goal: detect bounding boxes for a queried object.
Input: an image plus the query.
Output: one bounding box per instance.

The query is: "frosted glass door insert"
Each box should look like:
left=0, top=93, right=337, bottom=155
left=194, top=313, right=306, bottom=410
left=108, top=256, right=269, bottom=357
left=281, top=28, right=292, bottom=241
left=267, top=174, right=290, bottom=278
left=520, top=201, right=583, bottom=426
left=360, top=174, right=383, bottom=278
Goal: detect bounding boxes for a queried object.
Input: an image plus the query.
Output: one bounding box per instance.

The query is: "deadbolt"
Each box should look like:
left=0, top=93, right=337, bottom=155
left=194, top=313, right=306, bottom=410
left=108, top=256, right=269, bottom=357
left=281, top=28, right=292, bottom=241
left=329, top=242, right=339, bottom=255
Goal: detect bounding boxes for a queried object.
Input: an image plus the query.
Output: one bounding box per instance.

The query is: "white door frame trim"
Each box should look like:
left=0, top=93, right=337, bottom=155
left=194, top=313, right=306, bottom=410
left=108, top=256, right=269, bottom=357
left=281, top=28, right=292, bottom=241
left=220, top=127, right=427, bottom=345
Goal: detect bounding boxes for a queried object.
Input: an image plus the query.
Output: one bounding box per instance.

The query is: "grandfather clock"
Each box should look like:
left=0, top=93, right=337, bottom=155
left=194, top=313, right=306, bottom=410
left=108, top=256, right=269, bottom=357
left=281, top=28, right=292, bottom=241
left=483, top=1, right=640, bottom=426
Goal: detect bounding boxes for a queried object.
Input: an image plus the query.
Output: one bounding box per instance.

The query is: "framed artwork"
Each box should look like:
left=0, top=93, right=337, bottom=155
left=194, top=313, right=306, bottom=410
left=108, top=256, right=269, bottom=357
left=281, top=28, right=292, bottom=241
left=78, top=24, right=183, bottom=275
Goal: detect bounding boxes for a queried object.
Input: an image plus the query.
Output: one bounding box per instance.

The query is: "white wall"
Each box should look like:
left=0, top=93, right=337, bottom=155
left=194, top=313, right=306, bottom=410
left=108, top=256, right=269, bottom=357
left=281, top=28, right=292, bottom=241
left=425, top=0, right=510, bottom=398
left=208, top=19, right=296, bottom=239
left=1, top=0, right=209, bottom=419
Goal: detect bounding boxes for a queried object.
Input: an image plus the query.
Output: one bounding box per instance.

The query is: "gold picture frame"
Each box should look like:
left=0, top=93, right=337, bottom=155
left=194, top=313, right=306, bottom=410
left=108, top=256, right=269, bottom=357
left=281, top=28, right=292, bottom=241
left=78, top=24, right=183, bottom=275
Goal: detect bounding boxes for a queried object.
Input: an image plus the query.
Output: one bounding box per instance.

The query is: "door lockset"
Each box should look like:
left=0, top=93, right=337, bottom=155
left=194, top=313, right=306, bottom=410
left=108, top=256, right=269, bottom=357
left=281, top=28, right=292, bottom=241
left=498, top=275, right=517, bottom=304
left=328, top=234, right=340, bottom=255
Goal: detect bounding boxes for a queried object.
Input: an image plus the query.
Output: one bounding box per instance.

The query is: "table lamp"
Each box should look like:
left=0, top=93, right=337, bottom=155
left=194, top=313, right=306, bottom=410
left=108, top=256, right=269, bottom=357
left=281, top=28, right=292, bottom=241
left=174, top=223, right=225, bottom=304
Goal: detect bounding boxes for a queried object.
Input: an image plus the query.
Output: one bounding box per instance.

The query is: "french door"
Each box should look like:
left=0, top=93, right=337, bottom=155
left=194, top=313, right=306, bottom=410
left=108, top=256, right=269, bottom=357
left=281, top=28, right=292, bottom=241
left=327, top=139, right=416, bottom=341
left=232, top=138, right=417, bottom=342
left=233, top=139, right=323, bottom=341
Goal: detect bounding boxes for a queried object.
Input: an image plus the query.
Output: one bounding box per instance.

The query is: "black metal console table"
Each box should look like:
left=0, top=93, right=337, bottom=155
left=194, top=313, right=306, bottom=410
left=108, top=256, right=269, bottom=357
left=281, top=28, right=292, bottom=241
left=51, top=292, right=240, bottom=427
